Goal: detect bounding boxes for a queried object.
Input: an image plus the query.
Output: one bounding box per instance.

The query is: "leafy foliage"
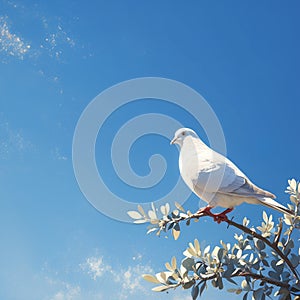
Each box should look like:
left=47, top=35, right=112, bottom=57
left=128, top=179, right=300, bottom=299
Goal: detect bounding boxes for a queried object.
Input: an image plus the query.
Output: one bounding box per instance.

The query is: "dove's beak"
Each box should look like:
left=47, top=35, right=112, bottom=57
left=170, top=137, right=176, bottom=145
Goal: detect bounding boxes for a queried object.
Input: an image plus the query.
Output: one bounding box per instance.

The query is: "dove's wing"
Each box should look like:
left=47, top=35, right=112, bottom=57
left=192, top=155, right=275, bottom=199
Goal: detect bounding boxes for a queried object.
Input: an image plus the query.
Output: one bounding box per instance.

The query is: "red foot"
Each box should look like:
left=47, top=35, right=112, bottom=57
left=196, top=207, right=233, bottom=224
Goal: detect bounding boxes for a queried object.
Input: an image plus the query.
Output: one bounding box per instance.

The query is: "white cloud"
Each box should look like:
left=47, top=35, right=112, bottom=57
left=81, top=256, right=112, bottom=280
left=0, top=117, right=35, bottom=159
left=0, top=15, right=31, bottom=61
left=42, top=24, right=75, bottom=60
left=1, top=2, right=78, bottom=68
left=42, top=277, right=82, bottom=300
left=81, top=255, right=154, bottom=299
left=50, top=285, right=81, bottom=300
left=115, top=264, right=153, bottom=296
left=132, top=253, right=143, bottom=261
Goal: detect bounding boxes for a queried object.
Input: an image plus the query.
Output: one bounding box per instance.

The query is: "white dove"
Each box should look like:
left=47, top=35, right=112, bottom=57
left=171, top=128, right=292, bottom=222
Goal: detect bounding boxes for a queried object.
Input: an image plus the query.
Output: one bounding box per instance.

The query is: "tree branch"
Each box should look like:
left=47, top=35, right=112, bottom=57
left=195, top=270, right=290, bottom=289
left=159, top=210, right=299, bottom=281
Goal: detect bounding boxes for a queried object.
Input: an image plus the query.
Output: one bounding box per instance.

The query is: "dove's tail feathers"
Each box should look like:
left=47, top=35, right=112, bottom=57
left=258, top=197, right=294, bottom=216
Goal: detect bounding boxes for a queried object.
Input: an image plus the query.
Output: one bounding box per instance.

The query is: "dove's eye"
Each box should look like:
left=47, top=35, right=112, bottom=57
left=182, top=132, right=186, bottom=136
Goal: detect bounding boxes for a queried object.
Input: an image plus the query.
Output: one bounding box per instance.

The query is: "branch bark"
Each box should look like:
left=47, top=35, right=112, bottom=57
left=159, top=210, right=299, bottom=281
left=195, top=270, right=290, bottom=289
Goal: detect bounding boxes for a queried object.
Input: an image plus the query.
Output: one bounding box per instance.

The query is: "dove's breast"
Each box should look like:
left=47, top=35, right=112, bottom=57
left=179, top=139, right=216, bottom=194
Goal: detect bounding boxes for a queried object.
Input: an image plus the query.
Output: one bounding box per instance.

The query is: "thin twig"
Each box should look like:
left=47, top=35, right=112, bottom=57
left=274, top=218, right=283, bottom=246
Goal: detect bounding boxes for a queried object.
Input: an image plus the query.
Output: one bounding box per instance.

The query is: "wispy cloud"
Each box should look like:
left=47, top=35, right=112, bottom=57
left=81, top=256, right=111, bottom=280
left=0, top=15, right=31, bottom=61
left=49, top=284, right=81, bottom=300
left=115, top=264, right=154, bottom=298
left=81, top=255, right=154, bottom=299
left=40, top=23, right=75, bottom=61
left=52, top=147, right=67, bottom=161
left=132, top=253, right=143, bottom=261
left=0, top=117, right=34, bottom=159
left=1, top=2, right=77, bottom=63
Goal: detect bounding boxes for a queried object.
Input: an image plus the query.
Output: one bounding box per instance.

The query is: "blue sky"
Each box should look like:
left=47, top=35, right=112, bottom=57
left=0, top=1, right=299, bottom=299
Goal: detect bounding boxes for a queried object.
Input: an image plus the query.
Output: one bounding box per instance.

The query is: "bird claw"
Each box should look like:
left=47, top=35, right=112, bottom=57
left=196, top=207, right=233, bottom=224
left=213, top=213, right=229, bottom=224
left=196, top=206, right=214, bottom=217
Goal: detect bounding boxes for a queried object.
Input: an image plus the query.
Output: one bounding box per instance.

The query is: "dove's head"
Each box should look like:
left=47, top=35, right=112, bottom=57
left=170, top=128, right=198, bottom=147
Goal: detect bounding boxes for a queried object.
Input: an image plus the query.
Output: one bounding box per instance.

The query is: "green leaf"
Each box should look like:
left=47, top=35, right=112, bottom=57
left=175, top=201, right=185, bottom=212
left=271, top=259, right=284, bottom=274
left=160, top=204, right=171, bottom=216
left=165, top=262, right=173, bottom=271
left=290, top=195, right=298, bottom=205
left=147, top=227, right=158, bottom=234
left=263, top=211, right=268, bottom=223
left=137, top=205, right=146, bottom=216
left=276, top=259, right=284, bottom=266
left=152, top=285, right=171, bottom=292
left=204, top=245, right=210, bottom=255
left=172, top=209, right=179, bottom=217
left=255, top=240, right=265, bottom=250
left=134, top=219, right=147, bottom=224
left=289, top=179, right=297, bottom=190
left=281, top=271, right=290, bottom=281
left=243, top=217, right=250, bottom=226
left=182, top=257, right=195, bottom=271
left=151, top=202, right=156, bottom=212
left=159, top=271, right=167, bottom=282
left=285, top=239, right=294, bottom=251
left=150, top=219, right=159, bottom=224
left=148, top=210, right=157, bottom=220
left=236, top=249, right=243, bottom=259
left=143, top=274, right=161, bottom=284
left=241, top=279, right=251, bottom=291
left=127, top=210, right=143, bottom=219
left=160, top=205, right=166, bottom=215
left=183, top=247, right=195, bottom=258
left=268, top=271, right=280, bottom=281
left=262, top=259, right=269, bottom=267
left=194, top=239, right=200, bottom=254
left=191, top=285, right=199, bottom=300
left=218, top=248, right=225, bottom=261
left=171, top=256, right=177, bottom=270
left=283, top=214, right=293, bottom=225
left=196, top=263, right=207, bottom=276
left=223, top=263, right=234, bottom=278
left=211, top=278, right=218, bottom=288
left=182, top=280, right=195, bottom=289
left=199, top=282, right=207, bottom=296
left=212, top=246, right=221, bottom=260
left=172, top=224, right=180, bottom=240
left=236, top=289, right=242, bottom=295
left=217, top=276, right=223, bottom=290
left=253, top=288, right=264, bottom=300
left=290, top=253, right=299, bottom=267
left=165, top=203, right=170, bottom=215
